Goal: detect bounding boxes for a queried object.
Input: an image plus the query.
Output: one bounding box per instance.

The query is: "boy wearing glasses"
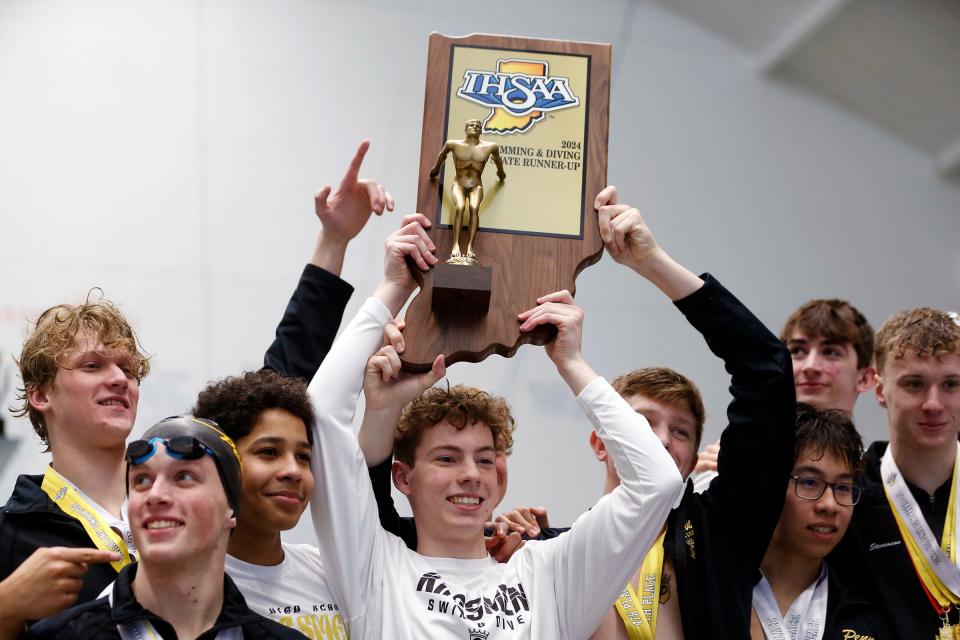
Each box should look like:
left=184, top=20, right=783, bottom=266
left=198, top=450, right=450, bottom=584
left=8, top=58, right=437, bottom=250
left=750, top=403, right=886, bottom=639
left=26, top=415, right=300, bottom=639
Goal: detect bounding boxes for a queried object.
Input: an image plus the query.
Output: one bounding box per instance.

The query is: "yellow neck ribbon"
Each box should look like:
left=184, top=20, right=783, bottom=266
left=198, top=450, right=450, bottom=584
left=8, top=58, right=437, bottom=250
left=41, top=467, right=134, bottom=573
left=882, top=445, right=960, bottom=614
left=614, top=530, right=667, bottom=640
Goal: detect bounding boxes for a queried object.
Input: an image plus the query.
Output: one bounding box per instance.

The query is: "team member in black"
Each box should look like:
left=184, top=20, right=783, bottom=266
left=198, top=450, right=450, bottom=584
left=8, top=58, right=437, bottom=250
left=828, top=308, right=960, bottom=639
left=750, top=404, right=887, bottom=639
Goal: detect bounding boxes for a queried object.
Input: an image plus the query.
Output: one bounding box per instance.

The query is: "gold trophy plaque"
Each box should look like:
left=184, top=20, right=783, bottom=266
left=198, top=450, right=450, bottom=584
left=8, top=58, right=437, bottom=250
left=401, top=32, right=611, bottom=372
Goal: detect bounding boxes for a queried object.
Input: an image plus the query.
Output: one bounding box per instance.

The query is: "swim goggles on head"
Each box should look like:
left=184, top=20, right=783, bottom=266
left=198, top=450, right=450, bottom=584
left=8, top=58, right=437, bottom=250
left=125, top=436, right=215, bottom=466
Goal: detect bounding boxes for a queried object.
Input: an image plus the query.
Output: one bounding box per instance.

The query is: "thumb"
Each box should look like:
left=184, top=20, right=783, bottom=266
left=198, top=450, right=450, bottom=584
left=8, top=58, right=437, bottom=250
left=314, top=185, right=332, bottom=211
left=426, top=355, right=446, bottom=385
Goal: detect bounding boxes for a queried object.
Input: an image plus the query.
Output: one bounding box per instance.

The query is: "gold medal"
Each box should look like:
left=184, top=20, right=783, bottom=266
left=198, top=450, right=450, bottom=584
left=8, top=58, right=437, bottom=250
left=941, top=612, right=956, bottom=640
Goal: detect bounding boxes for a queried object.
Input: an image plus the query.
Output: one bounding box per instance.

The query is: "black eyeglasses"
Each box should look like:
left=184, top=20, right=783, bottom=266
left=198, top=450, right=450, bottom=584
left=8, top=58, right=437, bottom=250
left=791, top=475, right=861, bottom=506
left=126, top=436, right=214, bottom=466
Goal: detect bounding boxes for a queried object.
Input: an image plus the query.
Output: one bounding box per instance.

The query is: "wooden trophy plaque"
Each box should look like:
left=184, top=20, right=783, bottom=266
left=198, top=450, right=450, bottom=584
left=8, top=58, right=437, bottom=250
left=401, top=32, right=611, bottom=372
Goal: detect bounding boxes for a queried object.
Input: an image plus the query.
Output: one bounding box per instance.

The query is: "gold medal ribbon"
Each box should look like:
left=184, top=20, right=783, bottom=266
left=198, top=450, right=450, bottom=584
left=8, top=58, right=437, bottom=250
left=881, top=444, right=960, bottom=617
left=41, top=467, right=133, bottom=573
left=614, top=530, right=666, bottom=640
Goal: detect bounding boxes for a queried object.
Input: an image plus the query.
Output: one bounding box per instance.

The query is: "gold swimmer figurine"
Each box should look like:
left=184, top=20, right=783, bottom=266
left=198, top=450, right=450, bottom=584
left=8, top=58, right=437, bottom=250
left=429, top=119, right=506, bottom=265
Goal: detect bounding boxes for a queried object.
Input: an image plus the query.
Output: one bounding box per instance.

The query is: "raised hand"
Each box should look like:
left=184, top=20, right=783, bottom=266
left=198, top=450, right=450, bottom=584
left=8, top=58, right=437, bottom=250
left=358, top=322, right=445, bottom=466
left=594, top=185, right=660, bottom=272
left=373, top=213, right=439, bottom=315
left=314, top=140, right=394, bottom=242
left=518, top=290, right=584, bottom=367
left=310, top=140, right=395, bottom=275
left=518, top=290, right=596, bottom=395
left=594, top=185, right=703, bottom=301
left=364, top=325, right=445, bottom=414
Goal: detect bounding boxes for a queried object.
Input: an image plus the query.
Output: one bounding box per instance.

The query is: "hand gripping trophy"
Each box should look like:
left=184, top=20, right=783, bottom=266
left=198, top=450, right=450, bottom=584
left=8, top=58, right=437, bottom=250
left=429, top=119, right=506, bottom=265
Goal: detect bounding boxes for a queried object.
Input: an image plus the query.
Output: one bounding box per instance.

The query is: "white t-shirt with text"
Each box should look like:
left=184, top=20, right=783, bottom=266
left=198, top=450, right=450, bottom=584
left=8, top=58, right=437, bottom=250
left=226, top=542, right=348, bottom=639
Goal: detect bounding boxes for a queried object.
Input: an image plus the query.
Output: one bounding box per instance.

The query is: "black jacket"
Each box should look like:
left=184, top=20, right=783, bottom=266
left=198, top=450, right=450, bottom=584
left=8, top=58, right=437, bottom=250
left=820, top=568, right=889, bottom=640
left=0, top=474, right=120, bottom=607
left=369, top=274, right=797, bottom=640
left=0, top=264, right=352, bottom=607
left=828, top=440, right=948, bottom=639
left=25, top=563, right=303, bottom=639
left=262, top=263, right=354, bottom=381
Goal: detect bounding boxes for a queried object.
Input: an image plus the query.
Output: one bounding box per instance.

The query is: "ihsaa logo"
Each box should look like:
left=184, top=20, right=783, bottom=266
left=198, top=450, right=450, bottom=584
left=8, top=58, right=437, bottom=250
left=456, top=58, right=580, bottom=134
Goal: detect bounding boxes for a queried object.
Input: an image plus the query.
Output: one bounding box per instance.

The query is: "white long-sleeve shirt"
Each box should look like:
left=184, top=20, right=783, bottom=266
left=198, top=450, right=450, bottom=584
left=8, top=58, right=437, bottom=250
left=308, top=297, right=684, bottom=639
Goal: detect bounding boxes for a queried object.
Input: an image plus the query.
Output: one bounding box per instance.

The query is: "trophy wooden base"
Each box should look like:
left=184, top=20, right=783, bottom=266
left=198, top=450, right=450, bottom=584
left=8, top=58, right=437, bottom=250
left=432, top=262, right=492, bottom=313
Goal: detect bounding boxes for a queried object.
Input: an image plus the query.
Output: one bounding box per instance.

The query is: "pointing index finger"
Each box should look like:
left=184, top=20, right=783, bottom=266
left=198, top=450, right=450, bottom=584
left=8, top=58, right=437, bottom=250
left=340, top=139, right=370, bottom=188
left=59, top=548, right=122, bottom=564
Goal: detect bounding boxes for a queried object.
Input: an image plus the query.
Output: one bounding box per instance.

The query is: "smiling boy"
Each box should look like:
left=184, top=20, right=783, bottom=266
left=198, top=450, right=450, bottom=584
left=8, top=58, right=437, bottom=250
left=691, top=298, right=876, bottom=490
left=26, top=415, right=301, bottom=639
left=750, top=403, right=886, bottom=639
left=305, top=213, right=684, bottom=638
left=193, top=369, right=348, bottom=636
left=361, top=187, right=797, bottom=640
left=828, top=308, right=960, bottom=638
left=0, top=142, right=393, bottom=636
left=0, top=298, right=150, bottom=617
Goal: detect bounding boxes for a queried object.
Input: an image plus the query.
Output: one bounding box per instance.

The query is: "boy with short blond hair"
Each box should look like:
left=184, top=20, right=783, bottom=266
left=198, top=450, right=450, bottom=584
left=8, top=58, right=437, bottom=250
left=0, top=142, right=395, bottom=636
left=12, top=297, right=151, bottom=450
left=611, top=367, right=706, bottom=448
left=1, top=295, right=148, bottom=620
left=828, top=307, right=960, bottom=639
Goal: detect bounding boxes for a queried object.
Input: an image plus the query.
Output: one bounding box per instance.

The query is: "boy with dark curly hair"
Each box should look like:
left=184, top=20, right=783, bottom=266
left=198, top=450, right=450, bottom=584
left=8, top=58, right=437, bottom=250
left=193, top=369, right=348, bottom=635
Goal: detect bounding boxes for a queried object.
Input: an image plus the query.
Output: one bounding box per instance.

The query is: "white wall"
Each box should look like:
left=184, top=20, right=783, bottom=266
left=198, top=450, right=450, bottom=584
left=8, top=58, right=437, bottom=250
left=2, top=0, right=959, bottom=542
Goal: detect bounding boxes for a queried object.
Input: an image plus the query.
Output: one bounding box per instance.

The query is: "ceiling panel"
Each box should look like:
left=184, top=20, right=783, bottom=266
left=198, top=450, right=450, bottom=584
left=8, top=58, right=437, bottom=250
left=777, top=0, right=960, bottom=156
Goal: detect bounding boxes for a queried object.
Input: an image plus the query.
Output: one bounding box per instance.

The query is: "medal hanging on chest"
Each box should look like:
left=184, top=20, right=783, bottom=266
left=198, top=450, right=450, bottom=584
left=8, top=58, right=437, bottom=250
left=41, top=466, right=134, bottom=572
left=752, top=565, right=828, bottom=640
left=614, top=530, right=666, bottom=640
left=881, top=444, right=960, bottom=640
left=939, top=611, right=960, bottom=640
